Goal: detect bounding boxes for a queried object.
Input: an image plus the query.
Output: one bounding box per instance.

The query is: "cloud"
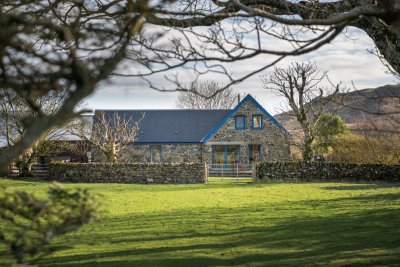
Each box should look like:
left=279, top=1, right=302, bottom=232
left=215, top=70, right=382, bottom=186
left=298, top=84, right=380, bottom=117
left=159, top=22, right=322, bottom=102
left=85, top=25, right=396, bottom=112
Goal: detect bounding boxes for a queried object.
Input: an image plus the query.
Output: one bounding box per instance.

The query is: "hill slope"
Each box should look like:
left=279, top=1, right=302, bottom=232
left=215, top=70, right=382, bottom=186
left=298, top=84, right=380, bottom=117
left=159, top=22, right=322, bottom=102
left=274, top=84, right=400, bottom=134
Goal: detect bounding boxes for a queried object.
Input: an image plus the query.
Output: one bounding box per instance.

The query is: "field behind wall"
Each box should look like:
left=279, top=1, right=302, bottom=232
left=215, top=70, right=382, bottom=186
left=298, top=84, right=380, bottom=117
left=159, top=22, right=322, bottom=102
left=1, top=177, right=400, bottom=266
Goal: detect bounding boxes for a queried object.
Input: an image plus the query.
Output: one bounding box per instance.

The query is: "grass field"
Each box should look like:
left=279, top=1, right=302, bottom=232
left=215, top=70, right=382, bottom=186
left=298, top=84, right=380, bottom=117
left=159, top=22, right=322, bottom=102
left=1, top=178, right=400, bottom=266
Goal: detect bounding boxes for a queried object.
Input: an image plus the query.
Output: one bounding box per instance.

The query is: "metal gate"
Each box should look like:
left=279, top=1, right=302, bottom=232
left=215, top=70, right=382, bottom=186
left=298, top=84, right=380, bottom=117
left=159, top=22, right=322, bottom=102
left=207, top=164, right=254, bottom=180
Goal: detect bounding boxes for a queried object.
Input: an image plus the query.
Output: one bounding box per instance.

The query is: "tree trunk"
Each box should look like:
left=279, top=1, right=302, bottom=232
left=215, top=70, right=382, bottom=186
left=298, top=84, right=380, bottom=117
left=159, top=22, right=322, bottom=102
left=303, top=134, right=314, bottom=161
left=17, top=150, right=34, bottom=177
left=355, top=16, right=400, bottom=76
left=19, top=163, right=32, bottom=177
left=110, top=141, right=118, bottom=163
left=105, top=141, right=118, bottom=163
left=108, top=153, right=117, bottom=163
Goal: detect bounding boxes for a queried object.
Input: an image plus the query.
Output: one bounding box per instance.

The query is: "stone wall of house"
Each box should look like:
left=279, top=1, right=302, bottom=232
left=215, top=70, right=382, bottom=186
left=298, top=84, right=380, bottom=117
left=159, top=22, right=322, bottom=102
left=92, top=144, right=203, bottom=163
left=204, top=99, right=290, bottom=163
left=91, top=98, right=290, bottom=164
left=255, top=161, right=400, bottom=182
left=48, top=162, right=207, bottom=184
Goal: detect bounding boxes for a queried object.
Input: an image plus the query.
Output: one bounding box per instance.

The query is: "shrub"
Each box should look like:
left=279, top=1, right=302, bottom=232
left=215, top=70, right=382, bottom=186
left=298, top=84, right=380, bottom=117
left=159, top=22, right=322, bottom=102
left=0, top=183, right=97, bottom=265
left=328, top=134, right=400, bottom=164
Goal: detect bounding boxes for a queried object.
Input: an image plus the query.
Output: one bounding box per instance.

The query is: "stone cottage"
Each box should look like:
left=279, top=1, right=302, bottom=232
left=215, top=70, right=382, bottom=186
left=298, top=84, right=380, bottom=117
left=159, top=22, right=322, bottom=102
left=92, top=94, right=290, bottom=164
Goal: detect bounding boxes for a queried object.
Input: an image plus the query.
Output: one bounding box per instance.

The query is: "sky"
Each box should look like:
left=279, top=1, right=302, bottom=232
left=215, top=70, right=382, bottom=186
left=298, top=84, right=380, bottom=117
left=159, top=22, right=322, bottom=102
left=83, top=25, right=397, bottom=115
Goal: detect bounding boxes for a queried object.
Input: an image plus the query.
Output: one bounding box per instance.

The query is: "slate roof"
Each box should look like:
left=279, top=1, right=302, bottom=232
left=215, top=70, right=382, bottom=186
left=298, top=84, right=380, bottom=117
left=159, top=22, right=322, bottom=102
left=94, top=109, right=231, bottom=143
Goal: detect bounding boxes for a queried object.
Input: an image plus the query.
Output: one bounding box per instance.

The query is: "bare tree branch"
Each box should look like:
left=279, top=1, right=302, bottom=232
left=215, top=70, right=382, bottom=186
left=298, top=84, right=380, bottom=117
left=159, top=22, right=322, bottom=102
left=71, top=112, right=146, bottom=163
left=176, top=81, right=237, bottom=109
left=261, top=61, right=342, bottom=160
left=1, top=0, right=400, bottom=168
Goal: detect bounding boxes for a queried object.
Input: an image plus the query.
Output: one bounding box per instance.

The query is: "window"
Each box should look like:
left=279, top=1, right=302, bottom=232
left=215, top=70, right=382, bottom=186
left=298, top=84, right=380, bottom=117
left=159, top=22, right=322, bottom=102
left=150, top=145, right=162, bottom=163
left=249, top=144, right=262, bottom=163
left=212, top=145, right=240, bottom=165
left=226, top=145, right=240, bottom=164
left=235, top=115, right=246, bottom=129
left=252, top=115, right=263, bottom=129
left=213, top=145, right=225, bottom=164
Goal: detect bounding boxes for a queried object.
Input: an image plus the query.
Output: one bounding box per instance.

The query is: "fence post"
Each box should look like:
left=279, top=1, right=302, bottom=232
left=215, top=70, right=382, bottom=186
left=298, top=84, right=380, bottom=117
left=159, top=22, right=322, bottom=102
left=252, top=162, right=257, bottom=183
left=205, top=162, right=208, bottom=183
left=236, top=164, right=239, bottom=182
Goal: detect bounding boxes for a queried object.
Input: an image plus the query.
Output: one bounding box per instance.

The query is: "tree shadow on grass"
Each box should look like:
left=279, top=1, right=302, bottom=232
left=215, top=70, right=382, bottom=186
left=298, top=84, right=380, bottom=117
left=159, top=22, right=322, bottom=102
left=47, top=180, right=263, bottom=192
left=322, top=184, right=400, bottom=191
left=0, top=176, right=50, bottom=184
left=37, top=192, right=400, bottom=267
left=41, top=211, right=400, bottom=267
left=2, top=177, right=257, bottom=190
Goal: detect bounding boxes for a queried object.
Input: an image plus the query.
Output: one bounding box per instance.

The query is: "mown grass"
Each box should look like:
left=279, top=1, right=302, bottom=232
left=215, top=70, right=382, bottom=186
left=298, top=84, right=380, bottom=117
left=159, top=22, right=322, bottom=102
left=1, top=178, right=400, bottom=266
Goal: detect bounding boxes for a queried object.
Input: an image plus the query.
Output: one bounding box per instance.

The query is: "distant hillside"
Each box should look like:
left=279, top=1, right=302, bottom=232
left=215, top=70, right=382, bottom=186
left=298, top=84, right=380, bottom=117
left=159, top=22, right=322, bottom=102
left=274, top=84, right=400, bottom=135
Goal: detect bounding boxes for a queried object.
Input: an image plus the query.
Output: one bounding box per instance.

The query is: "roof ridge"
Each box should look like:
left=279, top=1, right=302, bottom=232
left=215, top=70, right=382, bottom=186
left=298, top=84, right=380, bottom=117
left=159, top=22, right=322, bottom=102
left=94, top=109, right=232, bottom=111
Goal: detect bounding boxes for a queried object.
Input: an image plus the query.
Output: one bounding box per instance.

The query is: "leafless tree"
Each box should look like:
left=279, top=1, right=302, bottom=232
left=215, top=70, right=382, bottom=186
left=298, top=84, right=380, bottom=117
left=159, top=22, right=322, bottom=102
left=176, top=82, right=237, bottom=109
left=1, top=0, right=400, bottom=169
left=0, top=89, right=72, bottom=175
left=143, top=0, right=400, bottom=88
left=261, top=61, right=342, bottom=160
left=72, top=112, right=145, bottom=163
left=0, top=1, right=149, bottom=169
left=0, top=90, right=25, bottom=151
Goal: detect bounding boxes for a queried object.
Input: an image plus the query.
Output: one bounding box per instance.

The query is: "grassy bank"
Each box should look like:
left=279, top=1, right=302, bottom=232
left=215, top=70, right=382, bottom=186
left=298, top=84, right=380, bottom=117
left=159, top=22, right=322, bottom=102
left=1, top=178, right=399, bottom=266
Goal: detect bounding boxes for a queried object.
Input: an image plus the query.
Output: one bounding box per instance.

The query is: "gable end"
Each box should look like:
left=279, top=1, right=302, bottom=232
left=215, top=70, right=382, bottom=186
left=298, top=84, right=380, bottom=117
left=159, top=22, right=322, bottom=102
left=201, top=94, right=289, bottom=142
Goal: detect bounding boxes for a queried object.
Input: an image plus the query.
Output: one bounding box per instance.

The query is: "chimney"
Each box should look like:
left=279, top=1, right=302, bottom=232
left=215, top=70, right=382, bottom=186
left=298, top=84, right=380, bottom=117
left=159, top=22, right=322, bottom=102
left=237, top=93, right=241, bottom=104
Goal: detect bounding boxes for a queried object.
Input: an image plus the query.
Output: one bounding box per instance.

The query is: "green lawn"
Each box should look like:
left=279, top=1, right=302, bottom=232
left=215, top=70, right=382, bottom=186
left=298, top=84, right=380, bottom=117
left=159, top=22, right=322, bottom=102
left=1, top=178, right=400, bottom=266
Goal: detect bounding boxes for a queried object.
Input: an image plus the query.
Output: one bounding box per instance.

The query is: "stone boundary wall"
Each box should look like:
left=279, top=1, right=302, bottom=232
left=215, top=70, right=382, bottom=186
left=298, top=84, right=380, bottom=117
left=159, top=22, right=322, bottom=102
left=255, top=161, right=400, bottom=183
left=48, top=162, right=207, bottom=184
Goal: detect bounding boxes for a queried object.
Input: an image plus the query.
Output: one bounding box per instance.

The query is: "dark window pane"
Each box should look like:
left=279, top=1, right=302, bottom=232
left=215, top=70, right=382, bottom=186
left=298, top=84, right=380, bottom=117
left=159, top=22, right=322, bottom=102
left=235, top=115, right=245, bottom=129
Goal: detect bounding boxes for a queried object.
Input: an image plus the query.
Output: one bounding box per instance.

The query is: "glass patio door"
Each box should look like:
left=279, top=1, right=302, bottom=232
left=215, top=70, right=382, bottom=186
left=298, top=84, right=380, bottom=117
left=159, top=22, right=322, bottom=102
left=213, top=145, right=225, bottom=164
left=212, top=145, right=240, bottom=165
left=226, top=146, right=240, bottom=164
